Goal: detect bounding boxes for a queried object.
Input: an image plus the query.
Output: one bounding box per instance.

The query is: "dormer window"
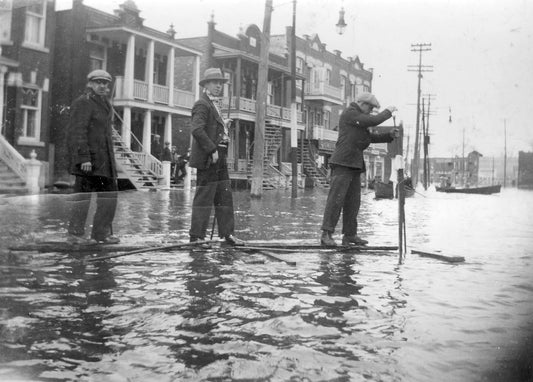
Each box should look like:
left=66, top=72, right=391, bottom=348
left=249, top=37, right=256, bottom=47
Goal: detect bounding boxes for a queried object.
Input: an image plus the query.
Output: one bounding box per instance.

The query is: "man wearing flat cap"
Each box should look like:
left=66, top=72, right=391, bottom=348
left=320, top=92, right=398, bottom=246
left=188, top=67, right=244, bottom=247
left=66, top=69, right=120, bottom=245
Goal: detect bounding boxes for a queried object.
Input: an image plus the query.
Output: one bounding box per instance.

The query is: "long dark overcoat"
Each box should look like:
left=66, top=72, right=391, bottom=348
left=330, top=102, right=394, bottom=172
left=67, top=89, right=117, bottom=178
left=189, top=92, right=226, bottom=170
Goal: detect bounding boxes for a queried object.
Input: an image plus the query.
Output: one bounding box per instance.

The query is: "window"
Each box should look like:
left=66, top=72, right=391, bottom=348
left=324, top=110, right=330, bottom=130
left=21, top=87, right=41, bottom=140
left=249, top=37, right=256, bottom=47
left=296, top=57, right=304, bottom=74
left=88, top=43, right=106, bottom=71
left=340, top=76, right=346, bottom=97
left=267, top=82, right=273, bottom=104
left=24, top=0, right=46, bottom=47
left=325, top=69, right=331, bottom=84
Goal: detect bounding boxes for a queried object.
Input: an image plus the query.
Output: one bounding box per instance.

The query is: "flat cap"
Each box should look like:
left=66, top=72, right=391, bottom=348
left=87, top=69, right=112, bottom=82
left=356, top=92, right=380, bottom=109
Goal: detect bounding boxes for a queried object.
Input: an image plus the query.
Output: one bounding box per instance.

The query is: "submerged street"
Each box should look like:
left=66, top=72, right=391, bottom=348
left=0, top=188, right=532, bottom=381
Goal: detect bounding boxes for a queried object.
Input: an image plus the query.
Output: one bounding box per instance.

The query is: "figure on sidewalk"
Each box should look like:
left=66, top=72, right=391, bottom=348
left=162, top=141, right=172, bottom=162
left=151, top=134, right=162, bottom=160
left=175, top=148, right=190, bottom=182
left=320, top=92, right=398, bottom=247
left=66, top=69, right=120, bottom=245
left=188, top=68, right=244, bottom=247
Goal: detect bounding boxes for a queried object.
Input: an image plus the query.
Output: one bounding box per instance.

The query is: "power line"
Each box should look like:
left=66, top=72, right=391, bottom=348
left=408, top=43, right=433, bottom=187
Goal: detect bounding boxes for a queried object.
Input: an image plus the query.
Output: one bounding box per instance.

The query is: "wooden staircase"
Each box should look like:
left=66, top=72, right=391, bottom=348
left=247, top=124, right=285, bottom=189
left=301, top=140, right=329, bottom=188
left=0, top=161, right=28, bottom=194
left=111, top=129, right=162, bottom=190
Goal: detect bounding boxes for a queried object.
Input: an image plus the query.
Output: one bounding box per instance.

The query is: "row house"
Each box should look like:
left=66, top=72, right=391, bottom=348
left=176, top=18, right=306, bottom=189
left=51, top=0, right=202, bottom=189
left=271, top=29, right=390, bottom=187
left=0, top=0, right=55, bottom=193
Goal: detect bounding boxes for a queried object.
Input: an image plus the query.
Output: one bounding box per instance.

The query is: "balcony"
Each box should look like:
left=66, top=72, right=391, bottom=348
left=312, top=125, right=338, bottom=142
left=305, top=81, right=343, bottom=104
left=221, top=96, right=304, bottom=124
left=114, top=76, right=195, bottom=109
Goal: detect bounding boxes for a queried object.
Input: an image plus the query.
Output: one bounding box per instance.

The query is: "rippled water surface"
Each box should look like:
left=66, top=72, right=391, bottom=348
left=1, top=187, right=532, bottom=381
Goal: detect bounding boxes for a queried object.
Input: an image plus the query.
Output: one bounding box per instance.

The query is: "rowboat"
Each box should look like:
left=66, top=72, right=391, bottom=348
left=435, top=184, right=501, bottom=195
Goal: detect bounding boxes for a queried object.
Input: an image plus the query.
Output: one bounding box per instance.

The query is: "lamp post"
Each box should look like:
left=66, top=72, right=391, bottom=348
left=336, top=7, right=347, bottom=35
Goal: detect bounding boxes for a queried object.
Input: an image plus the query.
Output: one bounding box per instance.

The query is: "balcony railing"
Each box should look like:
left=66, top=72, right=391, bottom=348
left=312, top=125, right=338, bottom=141
left=222, top=96, right=303, bottom=123
left=153, top=84, right=169, bottom=104
left=305, top=81, right=343, bottom=101
left=114, top=76, right=195, bottom=109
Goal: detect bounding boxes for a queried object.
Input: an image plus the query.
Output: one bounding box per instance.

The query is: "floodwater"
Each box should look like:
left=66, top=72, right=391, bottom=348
left=0, top=186, right=532, bottom=382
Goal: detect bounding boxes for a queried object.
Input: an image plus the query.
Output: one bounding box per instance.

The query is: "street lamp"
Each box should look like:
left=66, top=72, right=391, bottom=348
left=336, top=7, right=347, bottom=35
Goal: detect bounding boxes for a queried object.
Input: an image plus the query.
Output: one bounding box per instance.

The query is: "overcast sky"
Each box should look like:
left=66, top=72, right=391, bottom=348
left=56, top=0, right=533, bottom=158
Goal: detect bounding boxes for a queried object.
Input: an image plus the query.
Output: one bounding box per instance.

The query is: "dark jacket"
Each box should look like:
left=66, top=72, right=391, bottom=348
left=189, top=92, right=226, bottom=169
left=329, top=102, right=394, bottom=172
left=67, top=88, right=117, bottom=178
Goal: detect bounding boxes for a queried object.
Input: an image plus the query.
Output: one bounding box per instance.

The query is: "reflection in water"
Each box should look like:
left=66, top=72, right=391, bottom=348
left=0, top=188, right=532, bottom=381
left=172, top=250, right=232, bottom=369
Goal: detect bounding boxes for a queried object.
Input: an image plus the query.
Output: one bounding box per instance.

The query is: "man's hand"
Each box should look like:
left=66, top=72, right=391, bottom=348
left=224, top=118, right=233, bottom=128
left=391, top=128, right=400, bottom=138
left=386, top=106, right=398, bottom=113
left=211, top=150, right=219, bottom=164
left=80, top=161, right=92, bottom=172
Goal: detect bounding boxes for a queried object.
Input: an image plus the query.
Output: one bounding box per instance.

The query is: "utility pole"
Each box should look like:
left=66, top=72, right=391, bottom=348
left=422, top=94, right=436, bottom=189
left=408, top=43, right=432, bottom=188
left=290, top=0, right=298, bottom=198
left=504, top=119, right=507, bottom=188
left=251, top=0, right=273, bottom=197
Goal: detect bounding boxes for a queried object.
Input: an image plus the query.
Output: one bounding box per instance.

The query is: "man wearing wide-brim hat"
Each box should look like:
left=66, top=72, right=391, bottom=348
left=320, top=92, right=399, bottom=247
left=65, top=69, right=120, bottom=245
left=188, top=67, right=244, bottom=247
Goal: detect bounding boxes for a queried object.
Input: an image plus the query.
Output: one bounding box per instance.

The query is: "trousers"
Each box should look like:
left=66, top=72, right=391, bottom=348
left=321, top=165, right=362, bottom=236
left=189, top=152, right=234, bottom=239
left=68, top=175, right=118, bottom=240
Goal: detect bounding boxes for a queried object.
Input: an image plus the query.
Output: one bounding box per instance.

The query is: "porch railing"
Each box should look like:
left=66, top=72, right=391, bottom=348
left=153, top=84, right=169, bottom=104
left=114, top=76, right=195, bottom=109
left=0, top=134, right=26, bottom=180
left=222, top=96, right=303, bottom=123
left=312, top=125, right=338, bottom=141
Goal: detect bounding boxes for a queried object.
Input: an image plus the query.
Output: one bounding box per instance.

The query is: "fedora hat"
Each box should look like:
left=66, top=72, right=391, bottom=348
left=199, top=67, right=228, bottom=86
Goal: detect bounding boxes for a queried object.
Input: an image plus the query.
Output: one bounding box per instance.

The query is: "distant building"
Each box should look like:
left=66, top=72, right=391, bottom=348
left=517, top=151, right=533, bottom=189
left=0, top=0, right=56, bottom=193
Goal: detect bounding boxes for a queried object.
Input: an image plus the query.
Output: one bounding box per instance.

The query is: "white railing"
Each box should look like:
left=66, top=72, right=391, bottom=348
left=305, top=81, right=343, bottom=100
left=240, top=97, right=256, bottom=113
left=128, top=151, right=162, bottom=176
left=0, top=134, right=26, bottom=179
left=173, top=89, right=195, bottom=109
left=153, top=84, right=169, bottom=104
left=267, top=104, right=282, bottom=119
left=133, top=80, right=148, bottom=100
left=114, top=76, right=194, bottom=109
left=312, top=125, right=338, bottom=141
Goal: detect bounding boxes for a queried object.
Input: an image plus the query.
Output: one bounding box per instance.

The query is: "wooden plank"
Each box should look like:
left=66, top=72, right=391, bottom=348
left=9, top=242, right=146, bottom=253
left=411, top=249, right=465, bottom=263
left=244, top=243, right=398, bottom=251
